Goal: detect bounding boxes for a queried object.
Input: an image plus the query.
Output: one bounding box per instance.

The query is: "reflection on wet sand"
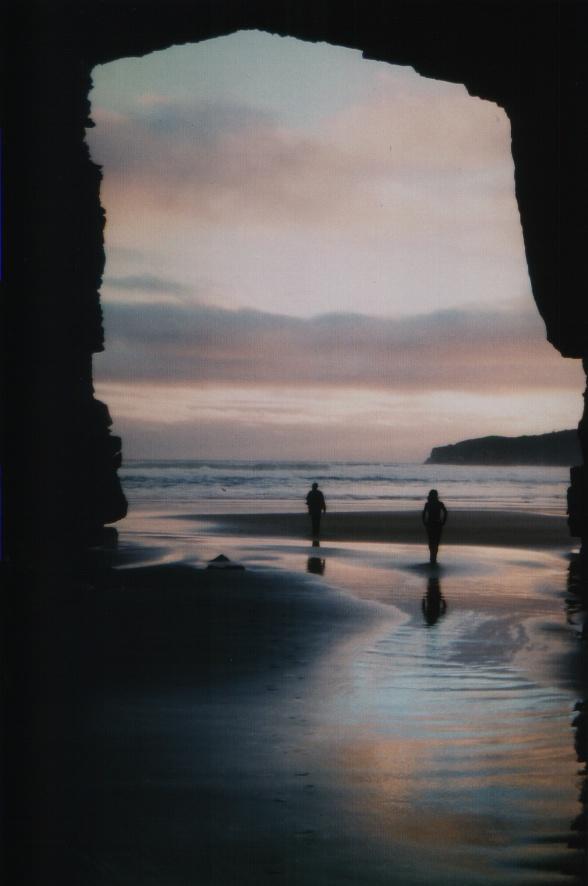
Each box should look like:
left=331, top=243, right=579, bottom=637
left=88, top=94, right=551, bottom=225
left=301, top=546, right=581, bottom=884
left=107, top=519, right=583, bottom=885
left=307, top=556, right=326, bottom=575
left=422, top=576, right=447, bottom=626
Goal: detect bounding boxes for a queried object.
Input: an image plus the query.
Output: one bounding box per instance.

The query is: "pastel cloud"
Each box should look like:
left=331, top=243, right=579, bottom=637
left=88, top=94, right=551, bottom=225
left=96, top=301, right=582, bottom=393
left=88, top=83, right=514, bottom=238
left=104, top=273, right=190, bottom=295
left=88, top=66, right=530, bottom=320
left=96, top=382, right=582, bottom=462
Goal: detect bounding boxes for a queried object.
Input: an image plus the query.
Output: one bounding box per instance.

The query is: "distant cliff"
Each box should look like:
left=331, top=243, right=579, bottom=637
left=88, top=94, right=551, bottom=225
left=426, top=430, right=581, bottom=466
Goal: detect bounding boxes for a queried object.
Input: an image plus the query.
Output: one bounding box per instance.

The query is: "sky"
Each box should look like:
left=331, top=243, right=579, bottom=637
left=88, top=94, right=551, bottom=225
left=87, top=30, right=583, bottom=461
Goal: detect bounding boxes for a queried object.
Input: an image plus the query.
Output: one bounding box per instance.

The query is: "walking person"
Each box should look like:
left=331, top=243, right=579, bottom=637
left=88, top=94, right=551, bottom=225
left=306, top=482, right=326, bottom=543
left=422, top=489, right=447, bottom=565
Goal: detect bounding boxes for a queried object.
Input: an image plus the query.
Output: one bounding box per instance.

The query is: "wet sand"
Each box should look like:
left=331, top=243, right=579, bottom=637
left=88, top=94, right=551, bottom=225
left=183, top=508, right=572, bottom=548
left=9, top=509, right=585, bottom=884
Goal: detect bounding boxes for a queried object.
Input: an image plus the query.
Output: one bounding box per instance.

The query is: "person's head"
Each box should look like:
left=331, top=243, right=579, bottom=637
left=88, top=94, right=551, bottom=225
left=312, top=482, right=318, bottom=490
left=428, top=489, right=438, bottom=500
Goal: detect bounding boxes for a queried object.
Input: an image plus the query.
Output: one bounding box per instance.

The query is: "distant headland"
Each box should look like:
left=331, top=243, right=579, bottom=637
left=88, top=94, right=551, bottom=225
left=426, top=430, right=580, bottom=466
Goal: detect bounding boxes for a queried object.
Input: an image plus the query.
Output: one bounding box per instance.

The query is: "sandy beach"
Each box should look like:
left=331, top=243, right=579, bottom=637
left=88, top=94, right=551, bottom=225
left=8, top=506, right=586, bottom=885
left=188, top=508, right=573, bottom=548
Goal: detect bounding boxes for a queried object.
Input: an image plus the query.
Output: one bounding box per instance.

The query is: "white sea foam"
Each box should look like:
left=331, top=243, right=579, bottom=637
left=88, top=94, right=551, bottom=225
left=119, top=460, right=571, bottom=515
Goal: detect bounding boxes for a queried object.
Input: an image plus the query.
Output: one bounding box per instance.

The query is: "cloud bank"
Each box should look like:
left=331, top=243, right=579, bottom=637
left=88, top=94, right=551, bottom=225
left=88, top=62, right=531, bottom=320
left=96, top=381, right=582, bottom=461
left=97, top=301, right=581, bottom=393
left=89, top=85, right=514, bottom=238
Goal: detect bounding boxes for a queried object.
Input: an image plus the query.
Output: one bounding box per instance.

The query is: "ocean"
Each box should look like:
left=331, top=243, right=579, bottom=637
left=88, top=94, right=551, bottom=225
left=119, top=460, right=572, bottom=515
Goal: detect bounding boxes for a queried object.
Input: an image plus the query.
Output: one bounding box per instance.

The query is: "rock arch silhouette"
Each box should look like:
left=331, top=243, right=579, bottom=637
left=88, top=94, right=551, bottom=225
left=3, top=0, right=587, bottom=560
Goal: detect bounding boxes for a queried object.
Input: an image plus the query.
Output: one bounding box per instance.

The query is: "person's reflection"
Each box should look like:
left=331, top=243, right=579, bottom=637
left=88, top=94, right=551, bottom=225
left=307, top=556, right=326, bottom=576
left=422, top=576, right=447, bottom=625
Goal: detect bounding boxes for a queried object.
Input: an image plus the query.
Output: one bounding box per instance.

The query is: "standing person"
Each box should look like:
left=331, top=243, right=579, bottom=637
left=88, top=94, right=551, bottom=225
left=422, top=489, right=447, bottom=565
left=306, top=482, right=326, bottom=542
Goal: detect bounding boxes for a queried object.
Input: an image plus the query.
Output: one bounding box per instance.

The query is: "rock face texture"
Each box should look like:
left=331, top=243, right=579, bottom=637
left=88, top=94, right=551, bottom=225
left=2, top=0, right=587, bottom=559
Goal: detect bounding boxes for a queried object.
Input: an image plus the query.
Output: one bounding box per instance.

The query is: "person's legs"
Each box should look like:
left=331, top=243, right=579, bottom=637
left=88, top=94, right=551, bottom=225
left=427, top=526, right=441, bottom=564
left=311, top=511, right=321, bottom=538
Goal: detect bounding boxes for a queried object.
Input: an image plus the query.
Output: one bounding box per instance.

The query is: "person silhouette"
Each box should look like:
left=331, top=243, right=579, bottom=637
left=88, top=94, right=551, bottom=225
left=306, top=482, right=326, bottom=542
left=422, top=489, right=447, bottom=565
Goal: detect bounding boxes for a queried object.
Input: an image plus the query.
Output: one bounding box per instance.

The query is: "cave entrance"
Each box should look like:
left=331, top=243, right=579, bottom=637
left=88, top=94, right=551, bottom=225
left=87, top=30, right=582, bottom=512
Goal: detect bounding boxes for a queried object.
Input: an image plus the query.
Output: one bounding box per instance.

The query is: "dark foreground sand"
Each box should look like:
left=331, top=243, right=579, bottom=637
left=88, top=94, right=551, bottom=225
left=7, top=564, right=391, bottom=885
left=5, top=511, right=586, bottom=885
left=186, top=508, right=573, bottom=549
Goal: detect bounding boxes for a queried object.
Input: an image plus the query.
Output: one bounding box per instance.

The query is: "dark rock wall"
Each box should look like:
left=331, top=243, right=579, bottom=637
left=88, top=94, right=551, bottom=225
left=3, top=6, right=128, bottom=560
left=2, top=0, right=587, bottom=560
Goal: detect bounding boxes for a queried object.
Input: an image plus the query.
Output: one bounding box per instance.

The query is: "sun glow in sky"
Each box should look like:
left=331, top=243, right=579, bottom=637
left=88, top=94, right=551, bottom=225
left=87, top=31, right=583, bottom=461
